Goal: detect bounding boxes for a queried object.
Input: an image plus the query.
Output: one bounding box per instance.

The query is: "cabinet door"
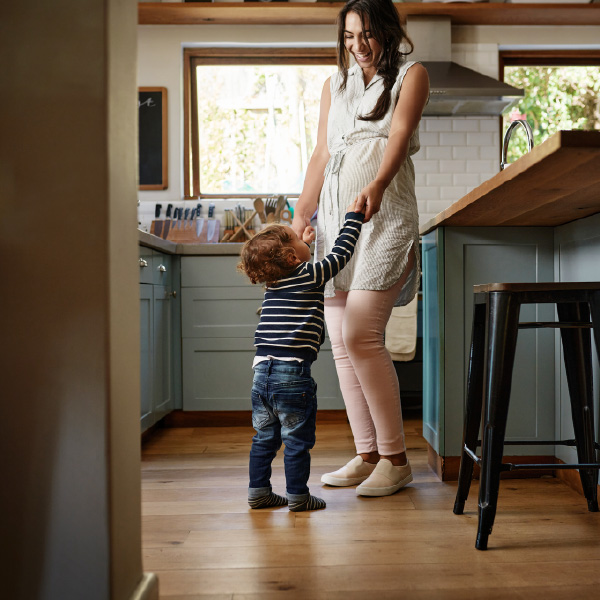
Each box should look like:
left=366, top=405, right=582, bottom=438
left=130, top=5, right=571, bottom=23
left=153, top=284, right=174, bottom=421
left=140, top=284, right=154, bottom=431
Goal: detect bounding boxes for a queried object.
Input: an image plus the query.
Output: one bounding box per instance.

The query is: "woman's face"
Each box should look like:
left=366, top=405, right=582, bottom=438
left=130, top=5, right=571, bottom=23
left=343, top=11, right=382, bottom=72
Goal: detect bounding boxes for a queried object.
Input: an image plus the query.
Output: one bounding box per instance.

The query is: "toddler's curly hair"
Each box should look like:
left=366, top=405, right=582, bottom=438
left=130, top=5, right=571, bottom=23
left=238, top=225, right=298, bottom=286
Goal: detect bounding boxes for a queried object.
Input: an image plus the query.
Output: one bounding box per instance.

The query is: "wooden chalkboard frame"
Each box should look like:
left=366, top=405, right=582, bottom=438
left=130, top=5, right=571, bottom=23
left=138, top=87, right=168, bottom=190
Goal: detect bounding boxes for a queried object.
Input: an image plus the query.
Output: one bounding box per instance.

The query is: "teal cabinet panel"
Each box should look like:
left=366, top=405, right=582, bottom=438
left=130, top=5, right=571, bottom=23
left=181, top=286, right=264, bottom=339
left=554, top=213, right=600, bottom=479
left=181, top=256, right=248, bottom=287
left=153, top=284, right=174, bottom=422
left=422, top=229, right=444, bottom=453
left=140, top=284, right=154, bottom=430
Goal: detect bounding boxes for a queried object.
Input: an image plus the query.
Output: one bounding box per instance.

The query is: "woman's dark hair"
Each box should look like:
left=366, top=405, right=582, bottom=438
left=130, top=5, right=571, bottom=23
left=337, top=0, right=413, bottom=121
left=238, top=225, right=297, bottom=287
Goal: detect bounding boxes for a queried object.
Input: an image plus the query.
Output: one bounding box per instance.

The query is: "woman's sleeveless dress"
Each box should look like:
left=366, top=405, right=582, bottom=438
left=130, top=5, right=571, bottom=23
left=316, top=60, right=421, bottom=307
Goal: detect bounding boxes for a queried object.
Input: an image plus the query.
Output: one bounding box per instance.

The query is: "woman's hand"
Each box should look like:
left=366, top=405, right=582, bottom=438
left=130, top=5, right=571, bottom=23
left=354, top=180, right=386, bottom=223
left=292, top=213, right=312, bottom=239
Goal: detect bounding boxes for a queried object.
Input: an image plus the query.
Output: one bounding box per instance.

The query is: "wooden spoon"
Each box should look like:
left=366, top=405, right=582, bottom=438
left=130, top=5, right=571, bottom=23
left=254, top=198, right=267, bottom=224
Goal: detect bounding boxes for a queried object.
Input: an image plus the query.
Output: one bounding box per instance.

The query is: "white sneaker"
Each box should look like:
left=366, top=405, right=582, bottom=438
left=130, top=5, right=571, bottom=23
left=356, top=458, right=412, bottom=497
left=321, top=456, right=377, bottom=487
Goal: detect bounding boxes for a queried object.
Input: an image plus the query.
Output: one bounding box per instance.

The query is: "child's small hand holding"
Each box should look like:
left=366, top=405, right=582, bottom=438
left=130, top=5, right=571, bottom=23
left=302, top=226, right=316, bottom=245
left=347, top=198, right=364, bottom=214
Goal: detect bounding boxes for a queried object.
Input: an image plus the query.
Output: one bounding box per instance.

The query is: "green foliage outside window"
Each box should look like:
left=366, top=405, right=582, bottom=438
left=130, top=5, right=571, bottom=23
left=503, top=66, right=600, bottom=165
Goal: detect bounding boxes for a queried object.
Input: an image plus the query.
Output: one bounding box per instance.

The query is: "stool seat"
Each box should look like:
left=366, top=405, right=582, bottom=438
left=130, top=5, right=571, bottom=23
left=474, top=281, right=600, bottom=293
left=453, top=282, right=600, bottom=550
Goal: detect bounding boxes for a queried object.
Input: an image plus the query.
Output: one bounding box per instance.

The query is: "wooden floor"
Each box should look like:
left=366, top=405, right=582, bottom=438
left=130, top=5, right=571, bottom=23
left=141, top=413, right=600, bottom=599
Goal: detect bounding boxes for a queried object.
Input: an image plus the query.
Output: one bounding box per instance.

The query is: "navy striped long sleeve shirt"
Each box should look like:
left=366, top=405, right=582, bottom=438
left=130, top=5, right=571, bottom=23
left=254, top=212, right=364, bottom=362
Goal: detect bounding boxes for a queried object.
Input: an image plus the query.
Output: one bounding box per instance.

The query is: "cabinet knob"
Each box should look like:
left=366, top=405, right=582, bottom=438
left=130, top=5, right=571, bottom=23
left=166, top=290, right=177, bottom=299
left=139, top=258, right=149, bottom=268
left=158, top=264, right=167, bottom=273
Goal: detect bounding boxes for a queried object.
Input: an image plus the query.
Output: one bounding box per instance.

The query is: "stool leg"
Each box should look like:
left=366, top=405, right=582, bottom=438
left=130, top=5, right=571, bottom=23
left=557, top=301, right=599, bottom=512
left=454, top=301, right=486, bottom=515
left=477, top=292, right=520, bottom=550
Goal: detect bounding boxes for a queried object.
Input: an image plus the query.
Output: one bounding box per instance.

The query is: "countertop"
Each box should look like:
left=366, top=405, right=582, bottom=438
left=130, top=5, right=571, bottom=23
left=139, top=229, right=244, bottom=255
left=419, top=130, right=600, bottom=236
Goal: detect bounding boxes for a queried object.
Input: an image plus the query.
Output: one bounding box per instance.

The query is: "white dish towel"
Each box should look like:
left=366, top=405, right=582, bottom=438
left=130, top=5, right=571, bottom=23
left=385, top=295, right=418, bottom=362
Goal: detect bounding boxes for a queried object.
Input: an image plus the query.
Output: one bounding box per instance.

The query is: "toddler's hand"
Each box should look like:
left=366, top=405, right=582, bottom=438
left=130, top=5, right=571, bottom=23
left=347, top=198, right=364, bottom=214
left=302, top=226, right=316, bottom=245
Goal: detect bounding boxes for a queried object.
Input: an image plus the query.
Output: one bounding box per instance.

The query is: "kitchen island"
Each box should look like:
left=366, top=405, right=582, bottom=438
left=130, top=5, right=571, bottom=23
left=420, top=130, right=600, bottom=481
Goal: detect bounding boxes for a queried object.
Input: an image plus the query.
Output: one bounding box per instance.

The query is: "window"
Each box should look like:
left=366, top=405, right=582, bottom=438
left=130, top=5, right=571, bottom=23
left=500, top=51, right=600, bottom=164
left=184, top=48, right=337, bottom=198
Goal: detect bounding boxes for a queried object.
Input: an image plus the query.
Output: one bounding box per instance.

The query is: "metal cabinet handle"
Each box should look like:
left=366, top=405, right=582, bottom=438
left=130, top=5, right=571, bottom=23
left=165, top=290, right=177, bottom=299
left=158, top=264, right=167, bottom=273
left=139, top=258, right=148, bottom=268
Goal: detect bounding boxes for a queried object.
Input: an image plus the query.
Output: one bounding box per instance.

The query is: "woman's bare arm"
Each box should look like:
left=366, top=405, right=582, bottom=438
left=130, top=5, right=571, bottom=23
left=355, top=63, right=430, bottom=222
left=292, top=77, right=332, bottom=237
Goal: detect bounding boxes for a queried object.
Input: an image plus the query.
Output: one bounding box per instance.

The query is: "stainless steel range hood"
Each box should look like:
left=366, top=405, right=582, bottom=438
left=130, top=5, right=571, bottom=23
left=406, top=16, right=523, bottom=116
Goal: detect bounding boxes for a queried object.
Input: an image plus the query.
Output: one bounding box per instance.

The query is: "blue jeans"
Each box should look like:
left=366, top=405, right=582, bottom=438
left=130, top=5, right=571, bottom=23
left=249, top=359, right=317, bottom=497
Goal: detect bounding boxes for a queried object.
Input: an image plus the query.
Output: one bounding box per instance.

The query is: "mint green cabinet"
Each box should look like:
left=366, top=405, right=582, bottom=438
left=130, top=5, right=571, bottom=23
left=181, top=256, right=345, bottom=411
left=422, top=227, right=555, bottom=457
left=140, top=248, right=181, bottom=432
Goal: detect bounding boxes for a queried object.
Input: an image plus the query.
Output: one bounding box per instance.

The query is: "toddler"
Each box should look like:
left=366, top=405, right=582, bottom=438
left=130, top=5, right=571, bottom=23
left=238, top=203, right=364, bottom=512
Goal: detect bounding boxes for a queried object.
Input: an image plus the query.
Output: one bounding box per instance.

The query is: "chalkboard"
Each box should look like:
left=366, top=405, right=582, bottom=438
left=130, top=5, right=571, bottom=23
left=138, top=87, right=168, bottom=190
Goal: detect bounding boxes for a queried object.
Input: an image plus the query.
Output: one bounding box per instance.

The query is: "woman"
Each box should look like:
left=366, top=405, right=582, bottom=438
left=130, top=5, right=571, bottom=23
left=291, top=0, right=429, bottom=497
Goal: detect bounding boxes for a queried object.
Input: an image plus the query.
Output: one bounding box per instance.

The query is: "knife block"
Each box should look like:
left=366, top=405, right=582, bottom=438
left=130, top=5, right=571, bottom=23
left=165, top=219, right=220, bottom=243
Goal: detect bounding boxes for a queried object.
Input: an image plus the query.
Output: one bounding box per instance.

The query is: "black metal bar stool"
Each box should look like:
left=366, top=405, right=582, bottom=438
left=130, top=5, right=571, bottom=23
left=453, top=282, right=600, bottom=550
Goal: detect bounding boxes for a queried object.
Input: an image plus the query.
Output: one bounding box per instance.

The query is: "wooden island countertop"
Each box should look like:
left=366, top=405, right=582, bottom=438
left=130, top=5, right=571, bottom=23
left=419, top=130, right=600, bottom=236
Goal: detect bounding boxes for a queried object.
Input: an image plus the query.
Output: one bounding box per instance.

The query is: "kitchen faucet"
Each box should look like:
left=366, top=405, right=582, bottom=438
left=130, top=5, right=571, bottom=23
left=500, top=119, right=534, bottom=170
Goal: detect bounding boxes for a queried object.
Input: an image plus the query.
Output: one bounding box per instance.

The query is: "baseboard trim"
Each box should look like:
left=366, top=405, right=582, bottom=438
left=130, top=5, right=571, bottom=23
left=162, top=409, right=349, bottom=427
left=555, top=458, right=600, bottom=498
left=129, top=573, right=158, bottom=600
left=427, top=442, right=557, bottom=482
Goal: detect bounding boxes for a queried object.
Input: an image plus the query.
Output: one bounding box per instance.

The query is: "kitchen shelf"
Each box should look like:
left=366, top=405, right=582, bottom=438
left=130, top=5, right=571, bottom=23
left=138, top=3, right=600, bottom=27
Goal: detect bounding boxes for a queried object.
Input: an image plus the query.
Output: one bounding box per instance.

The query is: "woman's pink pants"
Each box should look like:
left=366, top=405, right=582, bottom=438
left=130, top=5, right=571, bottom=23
left=324, top=259, right=414, bottom=456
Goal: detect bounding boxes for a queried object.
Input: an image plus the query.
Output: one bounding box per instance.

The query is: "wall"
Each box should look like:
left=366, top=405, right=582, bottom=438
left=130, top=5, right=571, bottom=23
left=137, top=23, right=600, bottom=231
left=1, top=1, right=153, bottom=599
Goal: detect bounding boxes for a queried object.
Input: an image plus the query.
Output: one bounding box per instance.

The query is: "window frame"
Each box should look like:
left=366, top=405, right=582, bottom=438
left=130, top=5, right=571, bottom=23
left=183, top=47, right=337, bottom=199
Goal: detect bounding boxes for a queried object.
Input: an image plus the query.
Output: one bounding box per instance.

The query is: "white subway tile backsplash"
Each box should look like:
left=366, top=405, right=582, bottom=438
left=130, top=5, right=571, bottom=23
left=453, top=173, right=482, bottom=188
left=423, top=118, right=452, bottom=132
left=426, top=146, right=453, bottom=160
left=480, top=146, right=500, bottom=161
left=419, top=132, right=440, bottom=146
left=441, top=186, right=467, bottom=201
left=439, top=132, right=467, bottom=146
left=453, top=146, right=479, bottom=160
left=415, top=173, right=427, bottom=186
left=439, top=160, right=467, bottom=174
left=480, top=119, right=500, bottom=132
left=466, top=160, right=496, bottom=174
left=452, top=119, right=480, bottom=132
left=413, top=159, right=441, bottom=173
left=415, top=186, right=440, bottom=200
left=426, top=200, right=455, bottom=215
left=426, top=173, right=454, bottom=186
left=467, top=132, right=495, bottom=146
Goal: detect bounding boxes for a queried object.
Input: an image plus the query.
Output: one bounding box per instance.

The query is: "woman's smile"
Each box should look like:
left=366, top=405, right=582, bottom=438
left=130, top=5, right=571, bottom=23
left=343, top=12, right=382, bottom=78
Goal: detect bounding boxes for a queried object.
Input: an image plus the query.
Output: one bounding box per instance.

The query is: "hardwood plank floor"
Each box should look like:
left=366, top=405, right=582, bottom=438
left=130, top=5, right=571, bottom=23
left=141, top=412, right=600, bottom=599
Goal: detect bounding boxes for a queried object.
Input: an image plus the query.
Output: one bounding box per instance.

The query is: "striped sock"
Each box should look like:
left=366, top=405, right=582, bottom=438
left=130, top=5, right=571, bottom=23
left=248, top=492, right=288, bottom=510
left=288, top=495, right=326, bottom=512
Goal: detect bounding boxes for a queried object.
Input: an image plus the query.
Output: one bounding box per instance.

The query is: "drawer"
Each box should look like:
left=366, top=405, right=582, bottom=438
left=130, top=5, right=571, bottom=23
left=181, top=256, right=247, bottom=287
left=152, top=251, right=173, bottom=287
left=139, top=247, right=154, bottom=284
left=182, top=286, right=264, bottom=338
